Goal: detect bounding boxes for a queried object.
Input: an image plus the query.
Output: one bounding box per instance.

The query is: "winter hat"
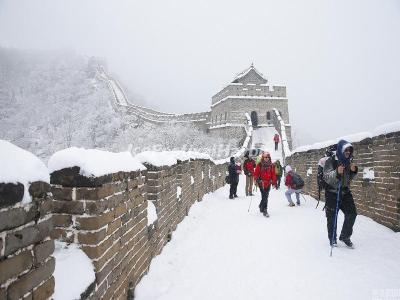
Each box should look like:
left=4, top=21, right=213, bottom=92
left=336, top=139, right=353, bottom=166
left=262, top=152, right=270, bottom=158
left=230, top=157, right=235, bottom=163
left=285, top=165, right=292, bottom=173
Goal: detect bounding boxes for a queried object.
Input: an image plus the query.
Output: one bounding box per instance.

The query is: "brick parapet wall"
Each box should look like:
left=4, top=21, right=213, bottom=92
left=50, top=158, right=228, bottom=299
left=286, top=131, right=400, bottom=231
left=50, top=168, right=148, bottom=299
left=0, top=181, right=55, bottom=300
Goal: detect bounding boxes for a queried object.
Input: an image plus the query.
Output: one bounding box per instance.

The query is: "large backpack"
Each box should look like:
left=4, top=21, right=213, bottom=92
left=316, top=155, right=337, bottom=209
left=291, top=173, right=304, bottom=189
left=317, top=156, right=337, bottom=191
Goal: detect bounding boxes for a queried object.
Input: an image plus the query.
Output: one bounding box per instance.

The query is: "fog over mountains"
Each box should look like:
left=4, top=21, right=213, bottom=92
left=0, top=48, right=237, bottom=161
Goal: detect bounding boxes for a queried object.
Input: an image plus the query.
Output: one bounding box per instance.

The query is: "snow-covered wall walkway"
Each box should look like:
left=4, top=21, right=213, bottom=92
left=134, top=175, right=400, bottom=300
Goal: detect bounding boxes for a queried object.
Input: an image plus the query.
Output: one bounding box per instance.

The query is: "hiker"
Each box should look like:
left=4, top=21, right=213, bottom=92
left=228, top=157, right=239, bottom=199
left=284, top=165, right=304, bottom=206
left=273, top=133, right=280, bottom=151
left=253, top=152, right=277, bottom=217
left=275, top=160, right=283, bottom=189
left=323, top=139, right=358, bottom=248
left=243, top=153, right=256, bottom=196
left=316, top=144, right=337, bottom=207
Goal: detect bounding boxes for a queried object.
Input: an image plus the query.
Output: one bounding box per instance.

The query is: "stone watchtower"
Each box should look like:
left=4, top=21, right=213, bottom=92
left=208, top=64, right=292, bottom=147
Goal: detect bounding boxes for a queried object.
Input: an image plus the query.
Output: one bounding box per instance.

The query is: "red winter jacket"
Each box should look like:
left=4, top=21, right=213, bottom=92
left=243, top=158, right=256, bottom=176
left=273, top=134, right=280, bottom=143
left=285, top=173, right=296, bottom=189
left=253, top=162, right=277, bottom=189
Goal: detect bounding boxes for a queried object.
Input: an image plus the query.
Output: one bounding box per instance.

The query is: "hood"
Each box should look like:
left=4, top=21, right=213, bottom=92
left=336, top=139, right=353, bottom=166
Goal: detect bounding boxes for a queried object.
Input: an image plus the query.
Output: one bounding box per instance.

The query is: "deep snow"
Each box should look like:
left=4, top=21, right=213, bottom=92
left=0, top=139, right=49, bottom=203
left=134, top=175, right=400, bottom=300
left=53, top=241, right=95, bottom=300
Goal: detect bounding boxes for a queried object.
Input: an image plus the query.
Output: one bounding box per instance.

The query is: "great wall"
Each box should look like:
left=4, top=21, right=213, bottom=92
left=0, top=66, right=399, bottom=299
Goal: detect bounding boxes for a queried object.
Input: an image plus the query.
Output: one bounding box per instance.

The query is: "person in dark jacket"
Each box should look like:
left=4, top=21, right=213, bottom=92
left=253, top=152, right=277, bottom=217
left=228, top=157, right=239, bottom=199
left=243, top=153, right=256, bottom=196
left=323, top=139, right=358, bottom=248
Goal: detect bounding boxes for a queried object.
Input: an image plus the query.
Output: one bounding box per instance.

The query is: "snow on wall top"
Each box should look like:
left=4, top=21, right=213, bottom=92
left=48, top=147, right=146, bottom=177
left=290, top=121, right=400, bottom=155
left=134, top=151, right=213, bottom=167
left=0, top=140, right=49, bottom=203
left=372, top=121, right=400, bottom=136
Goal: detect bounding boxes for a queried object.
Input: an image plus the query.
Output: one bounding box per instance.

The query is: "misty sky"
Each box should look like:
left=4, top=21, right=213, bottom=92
left=1, top=0, right=399, bottom=146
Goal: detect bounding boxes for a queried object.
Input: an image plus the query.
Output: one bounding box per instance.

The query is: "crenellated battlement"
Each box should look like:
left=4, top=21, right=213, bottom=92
left=212, top=84, right=286, bottom=106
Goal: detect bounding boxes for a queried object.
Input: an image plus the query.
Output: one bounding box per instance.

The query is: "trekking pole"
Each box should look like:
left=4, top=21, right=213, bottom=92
left=247, top=193, right=253, bottom=212
left=248, top=186, right=255, bottom=212
left=330, top=180, right=342, bottom=257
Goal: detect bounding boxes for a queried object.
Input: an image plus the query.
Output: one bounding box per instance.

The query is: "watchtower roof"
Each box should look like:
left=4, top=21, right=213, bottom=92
left=232, top=63, right=268, bottom=84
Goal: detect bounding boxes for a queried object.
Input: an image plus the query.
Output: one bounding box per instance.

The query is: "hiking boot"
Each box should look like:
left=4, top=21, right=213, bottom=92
left=288, top=202, right=295, bottom=207
left=229, top=195, right=234, bottom=199
left=249, top=193, right=254, bottom=196
left=234, top=195, right=238, bottom=198
left=296, top=201, right=301, bottom=206
left=263, top=209, right=269, bottom=217
left=339, top=237, right=354, bottom=248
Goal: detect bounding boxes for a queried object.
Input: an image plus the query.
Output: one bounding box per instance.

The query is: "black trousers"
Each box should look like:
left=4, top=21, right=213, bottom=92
left=274, top=142, right=278, bottom=151
left=276, top=175, right=281, bottom=188
left=230, top=182, right=238, bottom=197
left=325, top=190, right=357, bottom=242
left=259, top=186, right=271, bottom=212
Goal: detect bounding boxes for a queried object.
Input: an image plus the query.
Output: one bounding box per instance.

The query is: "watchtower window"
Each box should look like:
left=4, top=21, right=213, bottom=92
left=266, top=111, right=271, bottom=120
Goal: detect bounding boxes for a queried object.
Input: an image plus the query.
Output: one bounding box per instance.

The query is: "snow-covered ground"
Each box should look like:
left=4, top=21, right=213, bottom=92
left=135, top=175, right=400, bottom=300
left=251, top=127, right=283, bottom=162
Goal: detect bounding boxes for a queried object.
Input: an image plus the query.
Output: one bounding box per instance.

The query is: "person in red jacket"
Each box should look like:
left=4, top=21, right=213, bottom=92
left=273, top=133, right=280, bottom=151
left=253, top=152, right=277, bottom=217
left=284, top=165, right=302, bottom=206
left=243, top=153, right=256, bottom=196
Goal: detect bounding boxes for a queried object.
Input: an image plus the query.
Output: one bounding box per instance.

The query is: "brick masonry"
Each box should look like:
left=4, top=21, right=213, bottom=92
left=50, top=158, right=227, bottom=299
left=0, top=181, right=55, bottom=300
left=286, top=131, right=400, bottom=231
